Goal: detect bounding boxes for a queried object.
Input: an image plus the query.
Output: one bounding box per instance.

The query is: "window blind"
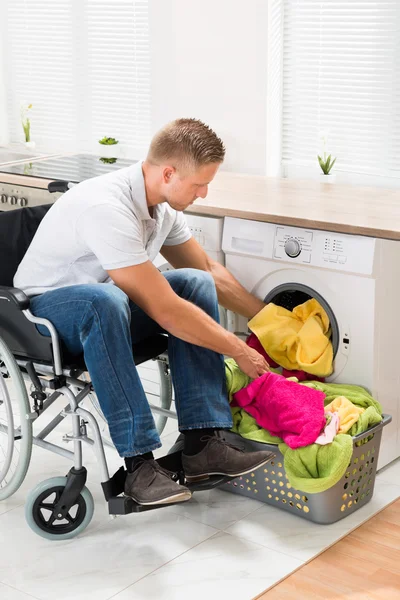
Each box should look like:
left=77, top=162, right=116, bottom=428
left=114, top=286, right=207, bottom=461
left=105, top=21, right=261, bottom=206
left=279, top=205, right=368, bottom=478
left=282, top=1, right=400, bottom=179
left=2, top=0, right=151, bottom=156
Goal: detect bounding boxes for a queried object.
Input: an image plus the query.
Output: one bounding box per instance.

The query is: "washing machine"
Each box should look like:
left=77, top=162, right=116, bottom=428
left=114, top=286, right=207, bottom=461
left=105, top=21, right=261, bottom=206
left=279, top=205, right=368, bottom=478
left=222, top=216, right=400, bottom=469
left=154, top=213, right=226, bottom=326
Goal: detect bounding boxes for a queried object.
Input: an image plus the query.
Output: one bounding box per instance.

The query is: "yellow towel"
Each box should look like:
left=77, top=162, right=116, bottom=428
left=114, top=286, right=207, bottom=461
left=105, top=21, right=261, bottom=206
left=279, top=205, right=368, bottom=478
left=248, top=298, right=333, bottom=377
left=324, top=396, right=365, bottom=434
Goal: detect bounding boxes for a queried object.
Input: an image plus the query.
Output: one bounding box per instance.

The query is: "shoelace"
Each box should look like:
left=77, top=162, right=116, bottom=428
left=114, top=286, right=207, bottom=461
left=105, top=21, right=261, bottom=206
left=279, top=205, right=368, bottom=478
left=133, top=459, right=176, bottom=485
left=199, top=434, right=246, bottom=453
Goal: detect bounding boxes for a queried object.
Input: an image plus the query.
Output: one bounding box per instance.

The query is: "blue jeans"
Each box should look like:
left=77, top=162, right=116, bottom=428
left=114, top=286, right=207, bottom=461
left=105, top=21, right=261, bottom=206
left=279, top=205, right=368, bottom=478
left=30, top=269, right=233, bottom=457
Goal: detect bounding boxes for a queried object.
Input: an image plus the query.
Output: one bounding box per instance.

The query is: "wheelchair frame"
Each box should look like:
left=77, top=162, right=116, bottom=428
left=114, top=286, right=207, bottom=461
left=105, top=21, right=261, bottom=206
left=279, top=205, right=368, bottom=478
left=0, top=194, right=231, bottom=539
left=0, top=304, right=230, bottom=539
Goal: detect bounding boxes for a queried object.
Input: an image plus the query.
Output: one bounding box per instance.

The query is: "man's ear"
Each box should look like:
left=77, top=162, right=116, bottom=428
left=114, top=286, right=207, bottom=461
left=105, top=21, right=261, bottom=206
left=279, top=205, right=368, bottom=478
left=162, top=166, right=175, bottom=183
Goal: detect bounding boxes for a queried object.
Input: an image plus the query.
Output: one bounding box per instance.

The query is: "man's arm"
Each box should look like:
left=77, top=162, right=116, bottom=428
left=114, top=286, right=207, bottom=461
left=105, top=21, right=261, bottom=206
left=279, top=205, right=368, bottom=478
left=108, top=261, right=269, bottom=379
left=161, top=238, right=265, bottom=319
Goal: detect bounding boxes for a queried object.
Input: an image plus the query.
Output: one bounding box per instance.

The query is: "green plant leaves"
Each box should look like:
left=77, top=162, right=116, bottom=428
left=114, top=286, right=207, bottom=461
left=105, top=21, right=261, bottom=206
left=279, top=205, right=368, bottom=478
left=328, top=157, right=336, bottom=174
left=317, top=153, right=336, bottom=175
left=99, top=136, right=118, bottom=145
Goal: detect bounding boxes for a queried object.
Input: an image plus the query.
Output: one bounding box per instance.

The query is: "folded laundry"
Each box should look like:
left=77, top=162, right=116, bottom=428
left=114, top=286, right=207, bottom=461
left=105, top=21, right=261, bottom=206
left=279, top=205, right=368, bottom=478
left=324, top=396, right=365, bottom=434
left=248, top=298, right=333, bottom=377
left=232, top=371, right=326, bottom=449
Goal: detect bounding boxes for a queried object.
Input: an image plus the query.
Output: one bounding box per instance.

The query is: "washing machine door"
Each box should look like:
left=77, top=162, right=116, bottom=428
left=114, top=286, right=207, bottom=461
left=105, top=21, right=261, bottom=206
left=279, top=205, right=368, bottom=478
left=250, top=270, right=349, bottom=381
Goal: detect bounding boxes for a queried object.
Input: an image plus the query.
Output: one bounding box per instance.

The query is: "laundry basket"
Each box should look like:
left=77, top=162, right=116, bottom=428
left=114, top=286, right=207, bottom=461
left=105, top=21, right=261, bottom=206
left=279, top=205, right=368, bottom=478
left=221, top=414, right=392, bottom=524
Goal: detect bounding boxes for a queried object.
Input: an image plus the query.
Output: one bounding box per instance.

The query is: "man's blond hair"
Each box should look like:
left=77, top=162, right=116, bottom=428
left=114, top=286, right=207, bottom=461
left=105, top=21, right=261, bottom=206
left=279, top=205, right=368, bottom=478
left=147, top=118, right=225, bottom=172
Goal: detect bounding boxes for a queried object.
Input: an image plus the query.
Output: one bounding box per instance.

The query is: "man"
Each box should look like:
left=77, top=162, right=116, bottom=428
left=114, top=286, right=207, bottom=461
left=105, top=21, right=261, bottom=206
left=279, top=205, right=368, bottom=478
left=15, top=118, right=273, bottom=506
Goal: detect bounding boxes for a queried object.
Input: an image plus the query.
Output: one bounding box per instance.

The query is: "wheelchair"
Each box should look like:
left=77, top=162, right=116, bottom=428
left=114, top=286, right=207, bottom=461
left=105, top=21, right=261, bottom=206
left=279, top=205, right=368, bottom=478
left=0, top=201, right=231, bottom=540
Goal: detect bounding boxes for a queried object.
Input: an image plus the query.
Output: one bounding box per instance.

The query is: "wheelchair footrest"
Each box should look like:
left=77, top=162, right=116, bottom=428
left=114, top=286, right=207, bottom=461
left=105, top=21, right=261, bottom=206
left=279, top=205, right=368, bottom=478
left=103, top=456, right=235, bottom=515
left=108, top=495, right=175, bottom=515
left=101, top=466, right=127, bottom=501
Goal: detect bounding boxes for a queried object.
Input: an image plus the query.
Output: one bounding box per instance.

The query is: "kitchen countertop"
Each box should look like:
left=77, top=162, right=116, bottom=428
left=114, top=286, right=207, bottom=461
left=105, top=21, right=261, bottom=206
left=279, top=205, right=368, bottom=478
left=2, top=154, right=400, bottom=240
left=186, top=172, right=400, bottom=241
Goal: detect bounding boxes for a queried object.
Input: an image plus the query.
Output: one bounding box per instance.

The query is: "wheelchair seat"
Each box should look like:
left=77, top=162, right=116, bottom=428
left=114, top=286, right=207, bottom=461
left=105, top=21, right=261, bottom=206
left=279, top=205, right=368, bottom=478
left=62, top=334, right=168, bottom=371
left=0, top=205, right=168, bottom=369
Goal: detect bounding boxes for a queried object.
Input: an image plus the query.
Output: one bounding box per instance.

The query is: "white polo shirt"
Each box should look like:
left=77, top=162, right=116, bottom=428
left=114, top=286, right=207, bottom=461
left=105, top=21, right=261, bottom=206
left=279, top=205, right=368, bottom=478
left=14, top=161, right=192, bottom=296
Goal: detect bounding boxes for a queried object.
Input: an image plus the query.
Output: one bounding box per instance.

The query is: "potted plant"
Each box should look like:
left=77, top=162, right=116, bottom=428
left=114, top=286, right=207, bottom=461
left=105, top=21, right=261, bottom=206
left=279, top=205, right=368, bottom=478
left=317, top=130, right=337, bottom=183
left=98, top=136, right=119, bottom=158
left=21, top=103, right=35, bottom=150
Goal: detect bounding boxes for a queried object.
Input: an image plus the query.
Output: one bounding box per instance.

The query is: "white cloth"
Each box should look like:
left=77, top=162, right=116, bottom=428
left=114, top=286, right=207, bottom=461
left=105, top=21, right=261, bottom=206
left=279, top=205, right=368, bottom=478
left=14, top=161, right=192, bottom=296
left=315, top=412, right=340, bottom=445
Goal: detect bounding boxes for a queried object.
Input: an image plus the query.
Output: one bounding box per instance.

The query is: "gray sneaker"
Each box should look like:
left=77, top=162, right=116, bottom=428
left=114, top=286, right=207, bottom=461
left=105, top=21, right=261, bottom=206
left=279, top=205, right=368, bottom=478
left=124, top=459, right=192, bottom=505
left=182, top=434, right=275, bottom=483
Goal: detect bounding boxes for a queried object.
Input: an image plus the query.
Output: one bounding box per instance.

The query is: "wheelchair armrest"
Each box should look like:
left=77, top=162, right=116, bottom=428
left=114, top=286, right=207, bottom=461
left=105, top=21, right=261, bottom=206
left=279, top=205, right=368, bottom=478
left=0, top=286, right=30, bottom=310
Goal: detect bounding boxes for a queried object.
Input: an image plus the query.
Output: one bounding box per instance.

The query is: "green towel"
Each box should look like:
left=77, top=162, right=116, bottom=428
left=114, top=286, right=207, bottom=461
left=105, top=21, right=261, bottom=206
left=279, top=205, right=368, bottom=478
left=225, top=358, right=252, bottom=403
left=301, top=381, right=383, bottom=415
left=348, top=405, right=382, bottom=438
left=231, top=406, right=282, bottom=445
left=280, top=434, right=354, bottom=494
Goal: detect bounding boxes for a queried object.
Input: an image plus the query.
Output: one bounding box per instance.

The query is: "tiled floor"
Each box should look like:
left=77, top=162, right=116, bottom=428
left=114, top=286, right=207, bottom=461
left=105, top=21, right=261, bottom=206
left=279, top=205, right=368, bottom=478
left=1, top=364, right=400, bottom=600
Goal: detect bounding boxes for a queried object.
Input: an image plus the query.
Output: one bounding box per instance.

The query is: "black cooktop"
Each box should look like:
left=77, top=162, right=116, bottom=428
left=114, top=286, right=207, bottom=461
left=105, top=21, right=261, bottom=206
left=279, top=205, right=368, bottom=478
left=0, top=153, right=138, bottom=183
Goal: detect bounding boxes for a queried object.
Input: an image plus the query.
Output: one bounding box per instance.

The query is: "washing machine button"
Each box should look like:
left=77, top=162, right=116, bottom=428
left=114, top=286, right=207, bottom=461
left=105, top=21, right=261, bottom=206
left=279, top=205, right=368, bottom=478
left=284, top=237, right=301, bottom=258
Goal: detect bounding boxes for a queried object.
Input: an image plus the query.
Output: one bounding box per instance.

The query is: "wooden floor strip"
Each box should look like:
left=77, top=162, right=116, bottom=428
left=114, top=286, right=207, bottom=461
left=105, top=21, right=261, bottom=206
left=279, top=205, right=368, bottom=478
left=257, top=498, right=400, bottom=600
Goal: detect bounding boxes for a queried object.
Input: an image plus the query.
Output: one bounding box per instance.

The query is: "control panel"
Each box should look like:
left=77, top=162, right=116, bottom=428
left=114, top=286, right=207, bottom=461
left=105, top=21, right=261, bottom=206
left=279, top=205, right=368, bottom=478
left=222, top=217, right=376, bottom=276
left=0, top=182, right=61, bottom=210
left=274, top=227, right=313, bottom=264
left=189, top=225, right=206, bottom=247
left=186, top=213, right=224, bottom=252
left=321, top=234, right=349, bottom=266
left=153, top=214, right=225, bottom=269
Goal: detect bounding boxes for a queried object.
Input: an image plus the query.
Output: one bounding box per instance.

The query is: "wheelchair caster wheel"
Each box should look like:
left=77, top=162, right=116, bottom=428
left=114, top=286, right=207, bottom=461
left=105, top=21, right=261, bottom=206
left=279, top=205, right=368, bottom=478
left=25, top=476, right=94, bottom=540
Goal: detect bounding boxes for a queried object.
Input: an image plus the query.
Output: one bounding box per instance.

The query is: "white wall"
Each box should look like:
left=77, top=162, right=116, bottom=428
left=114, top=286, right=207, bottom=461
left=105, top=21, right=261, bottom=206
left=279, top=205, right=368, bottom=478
left=149, top=0, right=269, bottom=175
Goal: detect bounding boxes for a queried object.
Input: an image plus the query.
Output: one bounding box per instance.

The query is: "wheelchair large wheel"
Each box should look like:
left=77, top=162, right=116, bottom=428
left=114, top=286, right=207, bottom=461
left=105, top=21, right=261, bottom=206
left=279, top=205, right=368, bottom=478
left=0, top=336, right=33, bottom=500
left=25, top=476, right=94, bottom=540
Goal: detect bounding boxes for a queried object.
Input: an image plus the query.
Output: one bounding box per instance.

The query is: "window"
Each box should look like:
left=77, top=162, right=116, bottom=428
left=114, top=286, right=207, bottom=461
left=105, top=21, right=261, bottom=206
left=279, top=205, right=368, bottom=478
left=280, top=1, right=400, bottom=183
left=1, top=0, right=151, bottom=157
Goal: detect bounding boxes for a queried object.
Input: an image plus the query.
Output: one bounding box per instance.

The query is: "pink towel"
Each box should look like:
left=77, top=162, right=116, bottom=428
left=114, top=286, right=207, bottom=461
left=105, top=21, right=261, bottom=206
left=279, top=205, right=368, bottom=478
left=232, top=372, right=326, bottom=449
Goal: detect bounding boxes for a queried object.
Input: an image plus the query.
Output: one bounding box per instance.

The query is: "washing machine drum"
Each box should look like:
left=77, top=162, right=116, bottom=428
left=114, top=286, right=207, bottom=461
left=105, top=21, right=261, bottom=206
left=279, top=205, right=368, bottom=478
left=263, top=282, right=339, bottom=359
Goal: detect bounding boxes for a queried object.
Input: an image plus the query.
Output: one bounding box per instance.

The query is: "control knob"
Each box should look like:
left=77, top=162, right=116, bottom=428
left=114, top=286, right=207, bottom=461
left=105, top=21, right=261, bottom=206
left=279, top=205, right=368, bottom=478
left=18, top=198, right=28, bottom=207
left=8, top=196, right=17, bottom=205
left=284, top=237, right=301, bottom=258
left=0, top=194, right=7, bottom=203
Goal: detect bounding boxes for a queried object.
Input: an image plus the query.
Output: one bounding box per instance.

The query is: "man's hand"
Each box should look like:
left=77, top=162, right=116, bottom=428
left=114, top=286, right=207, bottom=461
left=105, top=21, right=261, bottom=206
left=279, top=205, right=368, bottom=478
left=232, top=344, right=271, bottom=379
